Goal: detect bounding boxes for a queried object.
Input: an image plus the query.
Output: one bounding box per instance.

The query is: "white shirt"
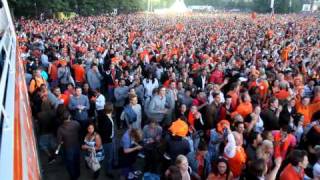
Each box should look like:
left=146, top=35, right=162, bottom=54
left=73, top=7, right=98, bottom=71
left=95, top=94, right=106, bottom=111
left=313, top=162, right=320, bottom=179
left=107, top=114, right=114, bottom=138
left=254, top=116, right=264, bottom=133
left=208, top=91, right=225, bottom=104
left=143, top=78, right=159, bottom=98
left=224, top=133, right=237, bottom=158
left=201, top=76, right=206, bottom=90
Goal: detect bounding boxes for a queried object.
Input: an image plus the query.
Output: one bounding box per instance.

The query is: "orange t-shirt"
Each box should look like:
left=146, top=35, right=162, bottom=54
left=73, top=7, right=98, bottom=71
left=188, top=112, right=196, bottom=128
left=280, top=164, right=304, bottom=180
left=207, top=173, right=233, bottom=180
left=231, top=102, right=253, bottom=118
left=72, top=64, right=85, bottom=83
left=163, top=79, right=172, bottom=88
left=251, top=12, right=257, bottom=20
left=176, top=23, right=184, bottom=32
left=227, top=91, right=239, bottom=110
left=266, top=30, right=273, bottom=39
left=273, top=131, right=296, bottom=159
left=281, top=46, right=291, bottom=61
left=59, top=94, right=69, bottom=106
left=295, top=99, right=320, bottom=126
left=226, top=147, right=247, bottom=178
left=249, top=81, right=268, bottom=97
left=49, top=63, right=58, bottom=81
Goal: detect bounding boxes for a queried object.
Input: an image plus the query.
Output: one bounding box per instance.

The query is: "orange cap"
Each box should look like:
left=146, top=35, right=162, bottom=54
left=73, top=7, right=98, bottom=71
left=169, top=119, right=189, bottom=137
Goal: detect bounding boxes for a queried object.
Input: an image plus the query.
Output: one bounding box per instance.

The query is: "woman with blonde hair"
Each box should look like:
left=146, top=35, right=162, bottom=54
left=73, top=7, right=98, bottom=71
left=256, top=140, right=274, bottom=171
left=175, top=155, right=191, bottom=180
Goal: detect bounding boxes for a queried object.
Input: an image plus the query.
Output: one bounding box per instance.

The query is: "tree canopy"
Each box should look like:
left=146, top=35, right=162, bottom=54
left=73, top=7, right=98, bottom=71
left=8, top=0, right=304, bottom=17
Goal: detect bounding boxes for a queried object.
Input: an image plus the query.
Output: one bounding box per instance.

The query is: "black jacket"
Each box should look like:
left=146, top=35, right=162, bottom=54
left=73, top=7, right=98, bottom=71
left=166, top=136, right=190, bottom=161
left=279, top=105, right=296, bottom=126
left=98, top=114, right=114, bottom=144
left=261, top=108, right=279, bottom=130
left=195, top=75, right=208, bottom=89
left=102, top=68, right=121, bottom=87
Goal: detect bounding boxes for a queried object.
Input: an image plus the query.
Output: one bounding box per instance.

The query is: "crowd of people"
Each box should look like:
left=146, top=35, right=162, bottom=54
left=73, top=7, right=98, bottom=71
left=17, top=12, right=320, bottom=180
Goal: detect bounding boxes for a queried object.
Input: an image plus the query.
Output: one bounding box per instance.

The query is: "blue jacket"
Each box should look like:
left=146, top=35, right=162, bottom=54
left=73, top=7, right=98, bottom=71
left=187, top=151, right=211, bottom=179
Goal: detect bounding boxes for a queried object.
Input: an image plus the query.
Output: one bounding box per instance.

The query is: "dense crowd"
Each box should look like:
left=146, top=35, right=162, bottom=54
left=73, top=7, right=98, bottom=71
left=17, top=12, right=320, bottom=180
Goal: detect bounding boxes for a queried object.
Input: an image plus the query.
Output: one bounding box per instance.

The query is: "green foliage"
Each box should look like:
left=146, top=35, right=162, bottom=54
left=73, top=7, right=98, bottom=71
left=252, top=0, right=271, bottom=13
left=252, top=0, right=302, bottom=13
left=8, top=0, right=304, bottom=17
left=8, top=0, right=146, bottom=17
left=274, top=0, right=302, bottom=13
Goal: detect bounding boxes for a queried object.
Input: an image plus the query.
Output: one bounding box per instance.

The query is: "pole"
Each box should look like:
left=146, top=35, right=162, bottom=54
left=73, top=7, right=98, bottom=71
left=34, top=0, right=38, bottom=18
left=270, top=0, right=275, bottom=14
left=289, top=0, right=292, bottom=13
left=147, top=0, right=150, bottom=26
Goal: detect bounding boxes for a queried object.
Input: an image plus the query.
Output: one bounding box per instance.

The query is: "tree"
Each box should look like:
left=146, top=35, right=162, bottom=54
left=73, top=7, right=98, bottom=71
left=275, top=0, right=302, bottom=13
left=252, top=0, right=271, bottom=13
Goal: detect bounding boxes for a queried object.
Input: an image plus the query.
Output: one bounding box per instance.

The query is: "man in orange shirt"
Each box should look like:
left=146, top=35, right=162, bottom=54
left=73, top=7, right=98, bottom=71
left=281, top=45, right=292, bottom=62
left=296, top=96, right=320, bottom=126
left=227, top=82, right=240, bottom=110
left=274, top=83, right=290, bottom=100
left=280, top=150, right=309, bottom=180
left=249, top=78, right=269, bottom=103
left=72, top=61, right=86, bottom=87
left=53, top=87, right=69, bottom=106
left=273, top=124, right=296, bottom=160
left=224, top=130, right=247, bottom=178
left=231, top=93, right=253, bottom=119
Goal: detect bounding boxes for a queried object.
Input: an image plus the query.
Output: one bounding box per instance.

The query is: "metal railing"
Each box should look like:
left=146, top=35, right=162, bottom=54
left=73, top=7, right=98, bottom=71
left=0, top=15, right=16, bottom=180
left=0, top=1, right=41, bottom=179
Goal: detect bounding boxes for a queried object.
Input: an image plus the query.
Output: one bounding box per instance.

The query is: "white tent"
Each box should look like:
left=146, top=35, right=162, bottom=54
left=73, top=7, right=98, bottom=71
left=169, top=0, right=190, bottom=13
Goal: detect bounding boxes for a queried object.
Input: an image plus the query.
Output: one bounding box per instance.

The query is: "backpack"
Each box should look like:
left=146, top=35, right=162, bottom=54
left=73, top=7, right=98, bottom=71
left=124, top=105, right=137, bottom=124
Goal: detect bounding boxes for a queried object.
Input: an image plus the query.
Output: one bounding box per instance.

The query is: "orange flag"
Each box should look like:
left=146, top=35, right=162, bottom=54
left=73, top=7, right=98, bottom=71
left=251, top=12, right=257, bottom=20
left=176, top=23, right=185, bottom=32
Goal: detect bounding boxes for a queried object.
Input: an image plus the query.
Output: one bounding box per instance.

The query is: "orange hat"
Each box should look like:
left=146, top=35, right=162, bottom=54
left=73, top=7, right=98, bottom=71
left=216, top=120, right=230, bottom=134
left=169, top=119, right=189, bottom=137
